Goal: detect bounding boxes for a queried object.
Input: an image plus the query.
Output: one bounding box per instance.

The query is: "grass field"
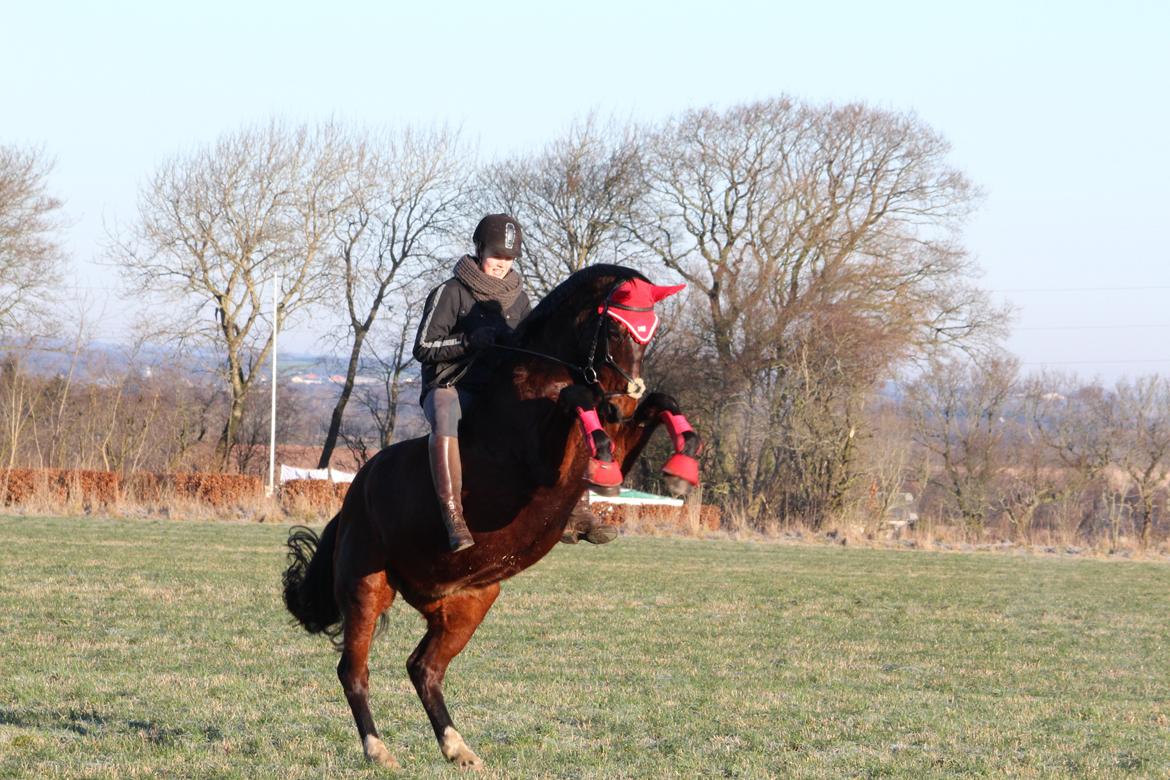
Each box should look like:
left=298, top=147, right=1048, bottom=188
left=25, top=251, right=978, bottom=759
left=1, top=516, right=1168, bottom=779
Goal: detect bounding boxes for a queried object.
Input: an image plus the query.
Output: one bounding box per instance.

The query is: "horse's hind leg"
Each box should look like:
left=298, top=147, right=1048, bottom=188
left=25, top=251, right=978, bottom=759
left=337, top=570, right=397, bottom=768
left=407, top=583, right=501, bottom=771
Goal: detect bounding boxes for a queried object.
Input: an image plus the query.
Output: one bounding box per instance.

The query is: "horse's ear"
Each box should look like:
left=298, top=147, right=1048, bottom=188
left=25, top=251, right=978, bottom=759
left=650, top=283, right=686, bottom=302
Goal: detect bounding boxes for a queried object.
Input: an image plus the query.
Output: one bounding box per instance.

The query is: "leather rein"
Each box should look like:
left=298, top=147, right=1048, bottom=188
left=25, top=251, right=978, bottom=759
left=491, top=283, right=648, bottom=400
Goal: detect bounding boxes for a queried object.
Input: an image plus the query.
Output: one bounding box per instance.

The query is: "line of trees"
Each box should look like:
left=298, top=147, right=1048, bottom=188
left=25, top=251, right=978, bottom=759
left=2, top=99, right=1167, bottom=545
left=1, top=337, right=1167, bottom=547
left=902, top=356, right=1170, bottom=547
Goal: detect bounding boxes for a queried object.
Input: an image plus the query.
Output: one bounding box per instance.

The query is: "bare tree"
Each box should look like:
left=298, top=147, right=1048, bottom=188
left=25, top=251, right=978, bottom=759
left=111, top=122, right=349, bottom=469
left=316, top=126, right=467, bottom=468
left=1025, top=375, right=1170, bottom=547
left=630, top=98, right=1000, bottom=525
left=1027, top=374, right=1115, bottom=486
left=339, top=298, right=423, bottom=468
left=0, top=145, right=66, bottom=334
left=473, top=114, right=645, bottom=297
left=633, top=98, right=996, bottom=379
left=1022, top=373, right=1117, bottom=540
left=1111, top=375, right=1170, bottom=546
left=904, top=352, right=1019, bottom=531
left=0, top=350, right=38, bottom=470
left=851, top=397, right=917, bottom=534
left=34, top=306, right=107, bottom=469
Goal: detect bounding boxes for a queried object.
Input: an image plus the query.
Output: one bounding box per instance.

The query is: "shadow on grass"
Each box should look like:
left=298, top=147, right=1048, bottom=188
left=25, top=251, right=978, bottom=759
left=1, top=706, right=210, bottom=746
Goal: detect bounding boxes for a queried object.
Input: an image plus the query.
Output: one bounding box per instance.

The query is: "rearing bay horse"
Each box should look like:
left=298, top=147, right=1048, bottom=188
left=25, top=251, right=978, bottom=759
left=282, top=265, right=701, bottom=771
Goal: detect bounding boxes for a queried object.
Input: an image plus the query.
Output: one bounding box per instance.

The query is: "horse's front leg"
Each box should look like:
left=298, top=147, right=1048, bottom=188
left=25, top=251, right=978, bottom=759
left=618, top=392, right=702, bottom=497
left=408, top=583, right=501, bottom=771
left=558, top=384, right=623, bottom=496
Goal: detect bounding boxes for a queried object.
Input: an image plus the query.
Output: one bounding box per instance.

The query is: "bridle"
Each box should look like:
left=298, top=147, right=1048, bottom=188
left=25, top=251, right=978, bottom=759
left=581, top=287, right=647, bottom=399
left=492, top=281, right=648, bottom=400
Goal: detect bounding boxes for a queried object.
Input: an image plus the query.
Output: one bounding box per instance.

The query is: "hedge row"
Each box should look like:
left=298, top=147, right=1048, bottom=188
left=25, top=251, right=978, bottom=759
left=0, top=468, right=721, bottom=531
left=0, top=468, right=262, bottom=508
left=277, top=482, right=723, bottom=531
left=280, top=479, right=349, bottom=513
left=0, top=468, right=121, bottom=507
left=591, top=501, right=721, bottom=532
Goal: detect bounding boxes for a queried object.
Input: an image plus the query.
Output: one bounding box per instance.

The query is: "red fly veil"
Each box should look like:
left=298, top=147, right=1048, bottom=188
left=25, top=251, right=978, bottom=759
left=603, top=279, right=686, bottom=343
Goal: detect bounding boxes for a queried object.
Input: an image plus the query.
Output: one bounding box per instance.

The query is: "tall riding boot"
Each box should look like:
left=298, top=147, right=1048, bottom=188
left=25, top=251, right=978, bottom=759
left=428, top=434, right=475, bottom=552
left=561, top=491, right=618, bottom=545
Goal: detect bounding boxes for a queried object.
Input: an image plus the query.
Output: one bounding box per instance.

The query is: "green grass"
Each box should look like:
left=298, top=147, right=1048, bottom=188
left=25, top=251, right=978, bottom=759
left=1, top=516, right=1168, bottom=779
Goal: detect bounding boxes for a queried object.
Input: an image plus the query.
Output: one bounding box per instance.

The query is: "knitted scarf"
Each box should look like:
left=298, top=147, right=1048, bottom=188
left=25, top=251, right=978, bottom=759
left=454, top=255, right=523, bottom=309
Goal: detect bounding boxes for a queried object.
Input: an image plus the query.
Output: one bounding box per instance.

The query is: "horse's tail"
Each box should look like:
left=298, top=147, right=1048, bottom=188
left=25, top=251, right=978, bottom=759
left=282, top=517, right=342, bottom=639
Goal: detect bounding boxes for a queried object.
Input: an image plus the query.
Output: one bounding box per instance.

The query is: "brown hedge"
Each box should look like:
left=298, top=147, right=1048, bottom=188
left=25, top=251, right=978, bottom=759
left=280, top=479, right=349, bottom=513
left=0, top=468, right=120, bottom=509
left=122, top=471, right=262, bottom=506
left=170, top=473, right=263, bottom=506
left=0, top=468, right=263, bottom=509
left=0, top=467, right=720, bottom=531
left=591, top=501, right=721, bottom=532
left=0, top=468, right=43, bottom=504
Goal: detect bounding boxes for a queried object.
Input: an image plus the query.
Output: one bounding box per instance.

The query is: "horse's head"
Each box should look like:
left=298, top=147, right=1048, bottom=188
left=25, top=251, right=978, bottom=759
left=587, top=276, right=686, bottom=399
left=515, top=265, right=685, bottom=402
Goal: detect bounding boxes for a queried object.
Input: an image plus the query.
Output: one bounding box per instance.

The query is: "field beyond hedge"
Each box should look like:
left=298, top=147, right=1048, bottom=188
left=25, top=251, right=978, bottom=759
left=1, top=516, right=1168, bottom=779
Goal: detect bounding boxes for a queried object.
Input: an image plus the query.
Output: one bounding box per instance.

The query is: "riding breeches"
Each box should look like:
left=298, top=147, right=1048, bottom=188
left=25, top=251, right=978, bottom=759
left=422, top=386, right=474, bottom=437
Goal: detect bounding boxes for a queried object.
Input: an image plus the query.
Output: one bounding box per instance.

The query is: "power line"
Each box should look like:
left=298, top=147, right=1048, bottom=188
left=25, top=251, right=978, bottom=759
left=1021, top=358, right=1170, bottom=366
left=1015, top=323, right=1170, bottom=331
left=991, top=285, right=1170, bottom=293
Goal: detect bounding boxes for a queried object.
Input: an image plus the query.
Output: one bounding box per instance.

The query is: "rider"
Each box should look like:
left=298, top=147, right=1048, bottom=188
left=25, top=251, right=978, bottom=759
left=413, top=214, right=616, bottom=551
left=414, top=214, right=531, bottom=551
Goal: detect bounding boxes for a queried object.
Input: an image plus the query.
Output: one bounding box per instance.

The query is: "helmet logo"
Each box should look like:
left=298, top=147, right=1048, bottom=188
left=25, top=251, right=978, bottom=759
left=504, top=223, right=516, bottom=250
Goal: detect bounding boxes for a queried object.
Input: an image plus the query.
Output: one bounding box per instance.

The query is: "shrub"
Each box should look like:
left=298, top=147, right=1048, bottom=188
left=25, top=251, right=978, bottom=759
left=0, top=468, right=121, bottom=509
left=279, top=479, right=349, bottom=517
left=591, top=501, right=721, bottom=533
left=0, top=468, right=264, bottom=511
left=168, top=473, right=263, bottom=507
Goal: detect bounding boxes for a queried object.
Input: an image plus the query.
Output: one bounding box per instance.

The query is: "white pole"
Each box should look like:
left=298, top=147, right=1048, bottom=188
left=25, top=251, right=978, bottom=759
left=267, top=272, right=279, bottom=497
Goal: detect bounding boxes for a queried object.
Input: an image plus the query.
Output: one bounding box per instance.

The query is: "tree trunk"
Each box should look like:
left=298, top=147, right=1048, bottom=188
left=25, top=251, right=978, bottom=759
left=1139, top=492, right=1154, bottom=547
left=318, top=330, right=368, bottom=468
left=216, top=395, right=246, bottom=472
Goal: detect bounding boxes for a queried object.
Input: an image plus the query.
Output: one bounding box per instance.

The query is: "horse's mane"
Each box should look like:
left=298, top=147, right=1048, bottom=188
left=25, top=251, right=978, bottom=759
left=515, top=264, right=649, bottom=341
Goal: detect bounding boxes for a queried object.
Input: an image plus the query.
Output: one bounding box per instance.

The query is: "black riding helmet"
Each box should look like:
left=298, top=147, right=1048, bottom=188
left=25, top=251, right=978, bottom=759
left=473, top=214, right=523, bottom=260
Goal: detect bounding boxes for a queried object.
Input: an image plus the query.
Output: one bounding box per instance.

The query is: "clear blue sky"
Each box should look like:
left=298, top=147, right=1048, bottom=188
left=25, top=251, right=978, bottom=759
left=4, top=0, right=1168, bottom=379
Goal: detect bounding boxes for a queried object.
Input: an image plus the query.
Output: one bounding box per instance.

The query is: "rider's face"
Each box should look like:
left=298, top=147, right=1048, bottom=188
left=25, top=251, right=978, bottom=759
left=480, top=256, right=514, bottom=279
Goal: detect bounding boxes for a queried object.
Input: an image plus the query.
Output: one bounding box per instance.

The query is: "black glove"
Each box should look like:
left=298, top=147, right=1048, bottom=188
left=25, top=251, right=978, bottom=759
left=496, top=328, right=520, bottom=347
left=465, top=327, right=498, bottom=350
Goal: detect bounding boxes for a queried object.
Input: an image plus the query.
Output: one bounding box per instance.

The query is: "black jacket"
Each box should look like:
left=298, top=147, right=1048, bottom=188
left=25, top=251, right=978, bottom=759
left=412, top=267, right=531, bottom=396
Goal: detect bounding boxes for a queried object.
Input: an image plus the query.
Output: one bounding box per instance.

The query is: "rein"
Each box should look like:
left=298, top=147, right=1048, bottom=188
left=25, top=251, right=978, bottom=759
left=492, top=281, right=648, bottom=400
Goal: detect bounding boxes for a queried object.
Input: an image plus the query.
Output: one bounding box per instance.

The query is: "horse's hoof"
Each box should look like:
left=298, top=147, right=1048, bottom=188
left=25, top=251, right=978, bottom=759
left=583, top=524, right=618, bottom=544
left=442, top=727, right=484, bottom=771
left=587, top=482, right=621, bottom=497
left=586, top=457, right=624, bottom=489
left=457, top=753, right=484, bottom=771
left=662, top=453, right=700, bottom=487
left=363, top=735, right=400, bottom=769
left=664, top=475, right=692, bottom=497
